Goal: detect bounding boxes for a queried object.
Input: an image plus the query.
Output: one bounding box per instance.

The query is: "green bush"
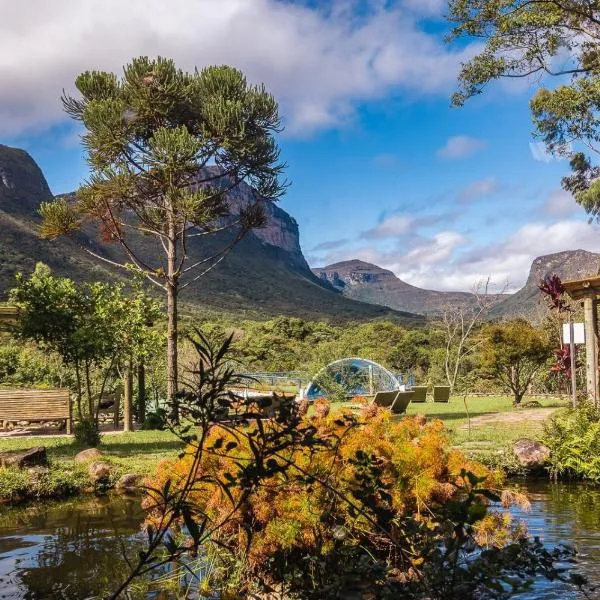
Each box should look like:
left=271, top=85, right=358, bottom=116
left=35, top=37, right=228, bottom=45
left=74, top=418, right=102, bottom=447
left=0, top=467, right=30, bottom=501
left=543, top=403, right=600, bottom=481
left=142, top=408, right=167, bottom=430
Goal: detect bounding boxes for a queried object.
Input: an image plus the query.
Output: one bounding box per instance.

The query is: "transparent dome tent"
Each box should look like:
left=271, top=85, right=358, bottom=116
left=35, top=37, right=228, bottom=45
left=305, top=358, right=400, bottom=401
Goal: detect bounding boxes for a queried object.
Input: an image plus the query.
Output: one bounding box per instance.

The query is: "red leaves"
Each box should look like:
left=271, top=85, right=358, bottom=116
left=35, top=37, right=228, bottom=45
left=539, top=274, right=570, bottom=313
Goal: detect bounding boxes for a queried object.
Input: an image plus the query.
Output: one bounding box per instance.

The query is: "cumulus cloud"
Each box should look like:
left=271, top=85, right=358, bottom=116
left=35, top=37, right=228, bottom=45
left=458, top=176, right=500, bottom=203
left=313, top=218, right=600, bottom=292
left=543, top=189, right=579, bottom=216
left=437, top=135, right=487, bottom=160
left=0, top=0, right=480, bottom=137
left=362, top=215, right=414, bottom=239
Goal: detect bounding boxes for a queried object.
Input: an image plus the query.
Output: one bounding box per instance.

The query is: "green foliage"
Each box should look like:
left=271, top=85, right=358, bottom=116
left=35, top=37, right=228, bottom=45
left=478, top=319, right=553, bottom=404
left=9, top=263, right=161, bottom=420
left=544, top=403, right=600, bottom=482
left=447, top=0, right=600, bottom=214
left=73, top=418, right=102, bottom=447
left=141, top=408, right=167, bottom=430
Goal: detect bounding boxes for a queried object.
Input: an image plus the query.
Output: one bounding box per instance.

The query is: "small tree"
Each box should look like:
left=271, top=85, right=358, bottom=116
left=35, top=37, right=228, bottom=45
left=10, top=263, right=161, bottom=424
left=478, top=319, right=553, bottom=405
left=439, top=279, right=497, bottom=394
left=39, top=56, right=286, bottom=404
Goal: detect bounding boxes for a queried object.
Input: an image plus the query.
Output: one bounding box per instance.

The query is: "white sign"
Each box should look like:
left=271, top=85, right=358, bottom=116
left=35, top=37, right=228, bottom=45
left=563, top=323, right=585, bottom=345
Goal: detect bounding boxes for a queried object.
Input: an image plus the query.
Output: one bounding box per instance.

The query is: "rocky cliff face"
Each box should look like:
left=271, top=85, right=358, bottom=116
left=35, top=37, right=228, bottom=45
left=491, top=250, right=600, bottom=318
left=0, top=144, right=414, bottom=323
left=314, top=260, right=487, bottom=315
left=0, top=145, right=52, bottom=217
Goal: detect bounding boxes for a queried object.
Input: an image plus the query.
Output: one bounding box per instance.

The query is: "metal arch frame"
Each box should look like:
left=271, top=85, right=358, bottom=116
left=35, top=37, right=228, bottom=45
left=304, top=357, right=401, bottom=400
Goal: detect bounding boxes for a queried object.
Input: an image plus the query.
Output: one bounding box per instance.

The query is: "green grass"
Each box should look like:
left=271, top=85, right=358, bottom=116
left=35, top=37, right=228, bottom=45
left=0, top=429, right=180, bottom=475
left=0, top=394, right=570, bottom=497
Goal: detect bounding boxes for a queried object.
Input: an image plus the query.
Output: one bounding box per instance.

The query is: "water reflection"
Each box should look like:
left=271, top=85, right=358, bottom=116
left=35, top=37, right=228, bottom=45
left=0, top=495, right=147, bottom=600
left=1, top=482, right=599, bottom=599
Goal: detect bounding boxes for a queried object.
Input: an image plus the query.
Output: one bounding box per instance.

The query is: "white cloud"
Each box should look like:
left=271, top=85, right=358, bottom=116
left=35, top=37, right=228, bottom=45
left=362, top=215, right=414, bottom=239
left=543, top=189, right=579, bottom=216
left=458, top=176, right=500, bottom=203
left=314, top=219, right=600, bottom=292
left=0, top=0, right=480, bottom=137
left=437, top=135, right=487, bottom=160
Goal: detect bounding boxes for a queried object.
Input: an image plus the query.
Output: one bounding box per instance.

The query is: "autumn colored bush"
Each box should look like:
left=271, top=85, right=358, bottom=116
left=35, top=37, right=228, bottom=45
left=142, top=402, right=546, bottom=598
left=108, top=333, right=583, bottom=600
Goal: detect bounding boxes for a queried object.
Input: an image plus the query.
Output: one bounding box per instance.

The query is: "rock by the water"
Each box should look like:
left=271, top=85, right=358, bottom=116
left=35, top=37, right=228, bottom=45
left=74, top=448, right=103, bottom=463
left=513, top=439, right=550, bottom=469
left=0, top=446, right=47, bottom=468
left=88, top=461, right=111, bottom=483
left=116, top=473, right=141, bottom=493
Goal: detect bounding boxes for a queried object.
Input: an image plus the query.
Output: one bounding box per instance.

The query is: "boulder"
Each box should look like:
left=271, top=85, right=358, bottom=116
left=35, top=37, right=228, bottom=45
left=116, top=473, right=142, bottom=493
left=88, top=461, right=112, bottom=483
left=513, top=439, right=550, bottom=469
left=74, top=448, right=103, bottom=463
left=0, top=446, right=47, bottom=468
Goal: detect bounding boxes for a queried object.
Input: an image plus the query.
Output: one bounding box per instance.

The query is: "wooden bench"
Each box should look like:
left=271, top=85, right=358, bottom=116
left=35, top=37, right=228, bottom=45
left=411, top=386, right=428, bottom=403
left=433, top=386, right=451, bottom=403
left=0, top=389, right=72, bottom=434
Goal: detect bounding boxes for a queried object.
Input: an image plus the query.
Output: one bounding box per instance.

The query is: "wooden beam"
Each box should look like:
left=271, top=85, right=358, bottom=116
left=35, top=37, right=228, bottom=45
left=584, top=296, right=599, bottom=406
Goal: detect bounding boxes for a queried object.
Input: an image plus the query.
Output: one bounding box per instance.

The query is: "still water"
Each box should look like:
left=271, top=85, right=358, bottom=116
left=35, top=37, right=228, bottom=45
left=0, top=482, right=599, bottom=599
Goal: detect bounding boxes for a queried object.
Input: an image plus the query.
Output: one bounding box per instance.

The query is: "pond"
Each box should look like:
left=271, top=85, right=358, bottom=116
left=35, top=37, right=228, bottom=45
left=0, top=482, right=599, bottom=599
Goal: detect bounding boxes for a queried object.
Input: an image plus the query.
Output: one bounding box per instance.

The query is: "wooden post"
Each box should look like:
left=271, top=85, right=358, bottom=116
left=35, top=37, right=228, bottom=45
left=583, top=296, right=599, bottom=406
left=123, top=357, right=133, bottom=432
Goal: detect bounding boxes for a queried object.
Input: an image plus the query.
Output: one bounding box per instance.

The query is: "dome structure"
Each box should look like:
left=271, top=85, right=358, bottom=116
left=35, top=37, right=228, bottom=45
left=305, top=358, right=400, bottom=401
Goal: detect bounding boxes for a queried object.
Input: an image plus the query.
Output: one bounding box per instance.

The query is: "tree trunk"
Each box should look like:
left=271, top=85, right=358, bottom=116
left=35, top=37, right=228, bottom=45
left=137, top=357, right=146, bottom=424
left=123, top=356, right=133, bottom=432
left=166, top=214, right=179, bottom=420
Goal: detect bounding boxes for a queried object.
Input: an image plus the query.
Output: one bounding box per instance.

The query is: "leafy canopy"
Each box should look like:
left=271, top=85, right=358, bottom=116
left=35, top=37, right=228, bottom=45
left=448, top=1, right=600, bottom=214
left=39, top=56, right=286, bottom=291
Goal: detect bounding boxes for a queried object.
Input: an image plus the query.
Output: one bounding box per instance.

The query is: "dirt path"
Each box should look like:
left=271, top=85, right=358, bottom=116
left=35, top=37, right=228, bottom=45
left=459, top=408, right=558, bottom=430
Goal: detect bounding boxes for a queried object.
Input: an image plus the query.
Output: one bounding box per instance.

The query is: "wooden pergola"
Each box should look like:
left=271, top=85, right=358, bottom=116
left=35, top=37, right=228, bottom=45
left=562, top=275, right=600, bottom=406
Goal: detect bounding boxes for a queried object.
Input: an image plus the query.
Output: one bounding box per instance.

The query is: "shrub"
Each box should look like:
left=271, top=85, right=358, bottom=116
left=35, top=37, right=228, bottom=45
left=0, top=467, right=30, bottom=502
left=142, top=408, right=167, bottom=430
left=543, top=403, right=600, bottom=481
left=73, top=418, right=102, bottom=447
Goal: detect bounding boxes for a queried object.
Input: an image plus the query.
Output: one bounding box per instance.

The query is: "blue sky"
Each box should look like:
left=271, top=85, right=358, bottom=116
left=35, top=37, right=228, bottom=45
left=2, top=0, right=599, bottom=292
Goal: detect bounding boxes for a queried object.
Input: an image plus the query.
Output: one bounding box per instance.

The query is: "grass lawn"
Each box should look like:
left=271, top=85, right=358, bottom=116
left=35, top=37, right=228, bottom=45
left=0, top=394, right=569, bottom=475
left=0, top=429, right=181, bottom=475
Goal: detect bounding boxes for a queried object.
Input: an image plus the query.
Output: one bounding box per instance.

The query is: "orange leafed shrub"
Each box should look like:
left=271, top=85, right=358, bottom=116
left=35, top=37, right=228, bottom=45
left=144, top=403, right=508, bottom=579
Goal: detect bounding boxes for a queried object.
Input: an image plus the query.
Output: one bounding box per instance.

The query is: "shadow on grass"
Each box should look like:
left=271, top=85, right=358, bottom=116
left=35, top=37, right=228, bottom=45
left=45, top=439, right=183, bottom=459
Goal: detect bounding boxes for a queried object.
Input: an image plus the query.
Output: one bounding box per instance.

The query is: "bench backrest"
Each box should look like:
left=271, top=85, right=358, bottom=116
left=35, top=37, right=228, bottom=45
left=391, top=391, right=413, bottom=415
left=372, top=390, right=399, bottom=408
left=411, top=386, right=428, bottom=403
left=0, top=389, right=70, bottom=421
left=433, top=386, right=451, bottom=403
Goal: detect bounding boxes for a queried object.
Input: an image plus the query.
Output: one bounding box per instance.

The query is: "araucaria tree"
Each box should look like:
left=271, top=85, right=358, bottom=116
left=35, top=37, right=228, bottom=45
left=40, top=57, right=286, bottom=401
left=448, top=1, right=600, bottom=213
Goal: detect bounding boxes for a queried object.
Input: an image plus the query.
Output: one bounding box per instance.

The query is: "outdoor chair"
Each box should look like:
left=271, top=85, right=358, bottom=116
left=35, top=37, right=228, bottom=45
left=411, top=386, right=428, bottom=403
left=391, top=391, right=414, bottom=415
left=372, top=390, right=400, bottom=408
left=433, top=386, right=451, bottom=403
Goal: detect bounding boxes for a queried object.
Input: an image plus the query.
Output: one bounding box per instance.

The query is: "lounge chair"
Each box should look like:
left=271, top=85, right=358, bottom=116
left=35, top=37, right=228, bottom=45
left=372, top=390, right=400, bottom=408
left=411, top=386, right=428, bottom=403
left=391, top=391, right=414, bottom=415
left=433, top=386, right=451, bottom=403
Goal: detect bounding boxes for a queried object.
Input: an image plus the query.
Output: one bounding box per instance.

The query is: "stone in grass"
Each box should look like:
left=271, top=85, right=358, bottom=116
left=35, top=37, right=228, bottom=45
left=513, top=439, right=550, bottom=470
left=0, top=446, right=47, bottom=468
left=88, top=461, right=112, bottom=483
left=74, top=448, right=103, bottom=463
left=116, top=473, right=142, bottom=493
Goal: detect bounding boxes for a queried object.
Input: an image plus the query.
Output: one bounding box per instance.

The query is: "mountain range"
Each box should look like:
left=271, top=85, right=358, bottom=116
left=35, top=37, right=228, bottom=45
left=0, top=144, right=417, bottom=323
left=1, top=143, right=598, bottom=322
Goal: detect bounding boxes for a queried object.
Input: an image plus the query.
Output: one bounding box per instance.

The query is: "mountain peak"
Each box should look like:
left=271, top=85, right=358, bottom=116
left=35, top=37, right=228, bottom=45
left=0, top=145, right=53, bottom=218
